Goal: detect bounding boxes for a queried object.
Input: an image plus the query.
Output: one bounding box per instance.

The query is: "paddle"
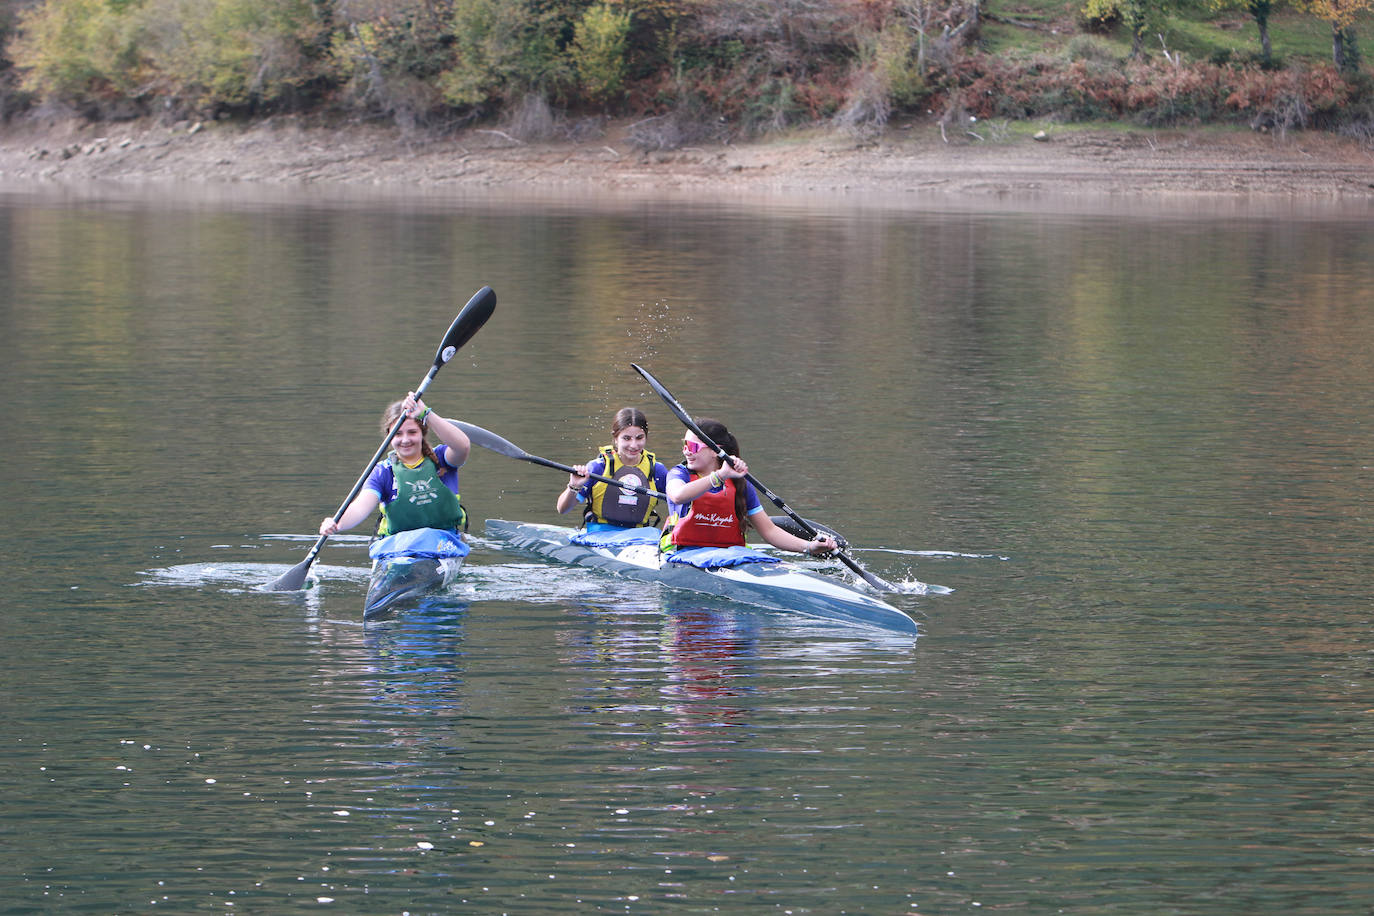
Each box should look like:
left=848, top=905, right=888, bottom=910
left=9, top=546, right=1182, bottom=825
left=630, top=362, right=900, bottom=593
left=265, top=286, right=497, bottom=592
left=454, top=421, right=667, bottom=500
left=769, top=515, right=848, bottom=549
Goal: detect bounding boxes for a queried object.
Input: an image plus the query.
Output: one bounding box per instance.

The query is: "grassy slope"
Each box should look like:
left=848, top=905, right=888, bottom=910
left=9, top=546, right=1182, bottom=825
left=981, top=0, right=1372, bottom=66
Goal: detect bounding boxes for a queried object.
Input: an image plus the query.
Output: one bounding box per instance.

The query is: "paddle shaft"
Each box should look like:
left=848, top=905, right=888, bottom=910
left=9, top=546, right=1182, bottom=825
left=523, top=454, right=667, bottom=500
left=631, top=362, right=899, bottom=592
left=769, top=515, right=847, bottom=549
left=453, top=421, right=666, bottom=500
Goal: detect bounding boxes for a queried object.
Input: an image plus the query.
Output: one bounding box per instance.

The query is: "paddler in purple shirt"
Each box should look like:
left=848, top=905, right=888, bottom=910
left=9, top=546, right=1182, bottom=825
left=320, top=392, right=471, bottom=540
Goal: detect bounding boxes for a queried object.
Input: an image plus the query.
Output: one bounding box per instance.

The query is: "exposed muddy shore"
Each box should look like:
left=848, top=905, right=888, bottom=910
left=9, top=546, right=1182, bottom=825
left=3, top=116, right=1372, bottom=204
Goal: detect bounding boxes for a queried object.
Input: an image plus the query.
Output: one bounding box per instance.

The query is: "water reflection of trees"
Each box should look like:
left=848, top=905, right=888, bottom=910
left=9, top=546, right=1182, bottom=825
left=10, top=198, right=1374, bottom=570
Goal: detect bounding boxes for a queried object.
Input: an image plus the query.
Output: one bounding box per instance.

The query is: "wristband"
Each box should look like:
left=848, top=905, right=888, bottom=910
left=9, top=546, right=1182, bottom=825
left=567, top=483, right=581, bottom=493
left=418, top=407, right=433, bottom=424
left=709, top=472, right=723, bottom=489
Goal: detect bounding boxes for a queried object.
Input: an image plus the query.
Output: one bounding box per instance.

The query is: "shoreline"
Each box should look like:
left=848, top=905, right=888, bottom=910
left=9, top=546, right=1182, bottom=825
left=2, top=116, right=1372, bottom=206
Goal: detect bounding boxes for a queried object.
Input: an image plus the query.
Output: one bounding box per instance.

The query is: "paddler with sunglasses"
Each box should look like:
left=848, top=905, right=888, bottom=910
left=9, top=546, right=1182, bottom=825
left=661, top=417, right=838, bottom=557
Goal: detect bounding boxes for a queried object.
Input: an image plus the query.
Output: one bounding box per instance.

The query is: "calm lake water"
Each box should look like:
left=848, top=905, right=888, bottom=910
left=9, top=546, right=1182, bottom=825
left=2, top=181, right=1372, bottom=914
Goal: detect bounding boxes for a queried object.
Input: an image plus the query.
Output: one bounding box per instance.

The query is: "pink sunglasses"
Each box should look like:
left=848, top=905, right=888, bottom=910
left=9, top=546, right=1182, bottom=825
left=682, top=439, right=706, bottom=455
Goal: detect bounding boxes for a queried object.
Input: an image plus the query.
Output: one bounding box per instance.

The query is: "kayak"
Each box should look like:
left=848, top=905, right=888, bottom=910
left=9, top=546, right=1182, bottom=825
left=363, top=555, right=465, bottom=619
left=485, top=519, right=917, bottom=635
left=362, top=527, right=470, bottom=619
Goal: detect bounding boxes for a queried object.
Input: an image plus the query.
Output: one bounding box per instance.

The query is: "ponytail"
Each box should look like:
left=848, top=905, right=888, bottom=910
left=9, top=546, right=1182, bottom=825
left=695, top=417, right=747, bottom=536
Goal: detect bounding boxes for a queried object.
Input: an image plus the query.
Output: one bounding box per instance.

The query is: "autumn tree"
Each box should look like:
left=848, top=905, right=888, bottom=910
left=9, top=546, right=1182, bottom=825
left=326, top=0, right=455, bottom=127
left=9, top=0, right=330, bottom=115
left=1299, top=0, right=1369, bottom=72
left=439, top=0, right=580, bottom=110
left=7, top=0, right=146, bottom=106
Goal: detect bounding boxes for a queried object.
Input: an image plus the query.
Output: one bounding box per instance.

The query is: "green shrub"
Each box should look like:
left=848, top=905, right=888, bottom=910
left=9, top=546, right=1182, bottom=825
left=9, top=0, right=147, bottom=105
left=874, top=24, right=926, bottom=108
left=571, top=2, right=633, bottom=104
left=440, top=0, right=572, bottom=110
left=142, top=0, right=325, bottom=112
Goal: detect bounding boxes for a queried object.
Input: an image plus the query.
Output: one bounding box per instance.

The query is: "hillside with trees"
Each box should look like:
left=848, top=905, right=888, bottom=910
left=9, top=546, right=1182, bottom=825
left=1, top=0, right=1371, bottom=148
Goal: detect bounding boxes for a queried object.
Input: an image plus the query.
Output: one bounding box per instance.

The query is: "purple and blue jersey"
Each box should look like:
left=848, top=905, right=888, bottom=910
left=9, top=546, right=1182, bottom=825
left=365, top=444, right=462, bottom=504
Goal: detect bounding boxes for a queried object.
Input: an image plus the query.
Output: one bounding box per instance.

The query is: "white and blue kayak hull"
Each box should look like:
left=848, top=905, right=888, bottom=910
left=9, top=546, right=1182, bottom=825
left=486, top=519, right=916, bottom=635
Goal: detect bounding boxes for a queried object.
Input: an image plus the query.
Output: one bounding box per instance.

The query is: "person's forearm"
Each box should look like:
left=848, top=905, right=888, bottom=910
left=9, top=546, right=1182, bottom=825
left=425, top=410, right=470, bottom=460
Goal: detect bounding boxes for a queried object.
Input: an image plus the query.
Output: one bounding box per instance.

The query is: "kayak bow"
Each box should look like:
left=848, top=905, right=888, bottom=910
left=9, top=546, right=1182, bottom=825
left=362, top=527, right=471, bottom=619
left=363, top=554, right=465, bottom=619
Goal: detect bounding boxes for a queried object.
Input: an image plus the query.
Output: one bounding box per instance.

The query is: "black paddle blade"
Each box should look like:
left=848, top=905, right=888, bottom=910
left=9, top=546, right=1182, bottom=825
left=265, top=555, right=316, bottom=592
left=631, top=363, right=703, bottom=438
left=435, top=286, right=497, bottom=368
left=452, top=420, right=528, bottom=461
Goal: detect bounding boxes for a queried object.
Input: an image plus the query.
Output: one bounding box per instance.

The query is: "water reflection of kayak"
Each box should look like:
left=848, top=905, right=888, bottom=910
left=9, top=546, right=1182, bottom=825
left=485, top=519, right=917, bottom=636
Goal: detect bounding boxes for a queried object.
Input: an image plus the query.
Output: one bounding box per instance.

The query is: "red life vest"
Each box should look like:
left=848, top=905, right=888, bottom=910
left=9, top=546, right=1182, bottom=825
left=668, top=474, right=745, bottom=548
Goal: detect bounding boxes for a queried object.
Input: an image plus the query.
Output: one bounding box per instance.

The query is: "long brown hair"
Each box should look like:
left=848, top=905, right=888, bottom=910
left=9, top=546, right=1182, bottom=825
left=381, top=400, right=450, bottom=479
left=695, top=417, right=747, bottom=534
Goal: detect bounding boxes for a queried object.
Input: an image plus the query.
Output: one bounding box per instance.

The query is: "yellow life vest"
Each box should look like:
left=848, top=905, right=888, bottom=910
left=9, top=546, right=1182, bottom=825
left=585, top=445, right=660, bottom=528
